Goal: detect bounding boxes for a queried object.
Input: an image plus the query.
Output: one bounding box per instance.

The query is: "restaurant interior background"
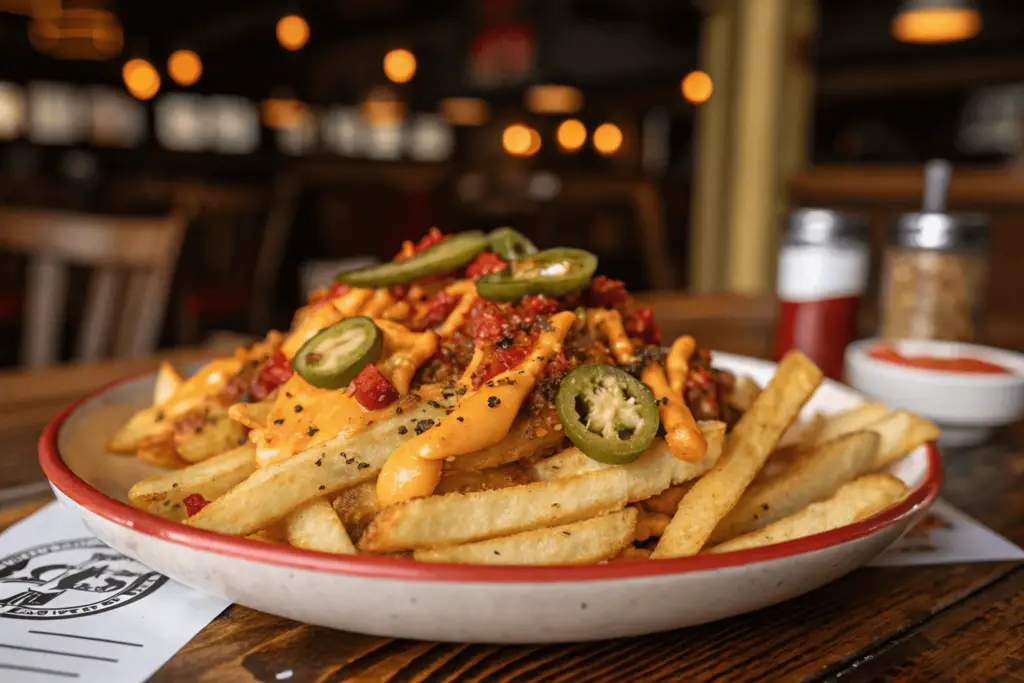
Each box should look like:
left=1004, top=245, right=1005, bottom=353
left=0, top=0, right=1022, bottom=369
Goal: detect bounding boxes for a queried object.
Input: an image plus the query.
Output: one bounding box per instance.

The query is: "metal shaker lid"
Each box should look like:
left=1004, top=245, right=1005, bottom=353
left=785, top=208, right=868, bottom=247
left=893, top=212, right=988, bottom=251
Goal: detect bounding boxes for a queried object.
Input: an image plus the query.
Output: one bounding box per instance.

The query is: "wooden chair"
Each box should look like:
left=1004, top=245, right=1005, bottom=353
left=0, top=208, right=188, bottom=368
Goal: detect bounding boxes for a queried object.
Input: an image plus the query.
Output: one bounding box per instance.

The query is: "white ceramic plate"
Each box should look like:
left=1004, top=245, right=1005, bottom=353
left=40, top=353, right=941, bottom=644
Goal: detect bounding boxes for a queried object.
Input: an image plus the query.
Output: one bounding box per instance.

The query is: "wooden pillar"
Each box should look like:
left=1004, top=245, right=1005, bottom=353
left=778, top=0, right=817, bottom=210
left=724, top=0, right=788, bottom=293
left=689, top=0, right=738, bottom=292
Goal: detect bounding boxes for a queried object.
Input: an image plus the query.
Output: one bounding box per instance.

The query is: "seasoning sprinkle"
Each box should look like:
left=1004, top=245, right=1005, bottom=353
left=294, top=404, right=304, bottom=413
left=273, top=418, right=285, bottom=425
left=427, top=400, right=441, bottom=409
left=171, top=483, right=178, bottom=488
left=307, top=425, right=319, bottom=437
left=456, top=416, right=464, bottom=422
left=487, top=396, right=501, bottom=408
left=396, top=406, right=403, bottom=414
left=346, top=457, right=355, bottom=465
left=357, top=462, right=370, bottom=470
left=193, top=426, right=203, bottom=434
left=319, top=485, right=326, bottom=491
left=237, top=436, right=248, bottom=445
left=285, top=391, right=293, bottom=398
left=485, top=380, right=495, bottom=387
left=414, top=419, right=435, bottom=435
left=562, top=531, right=572, bottom=537
left=456, top=386, right=467, bottom=395
left=497, top=336, right=514, bottom=350
left=398, top=425, right=408, bottom=435
left=315, top=458, right=322, bottom=466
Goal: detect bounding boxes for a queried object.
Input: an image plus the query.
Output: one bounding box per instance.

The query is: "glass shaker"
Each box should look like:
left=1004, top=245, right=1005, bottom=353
left=880, top=160, right=989, bottom=342
left=880, top=212, right=988, bottom=341
left=774, top=208, right=869, bottom=380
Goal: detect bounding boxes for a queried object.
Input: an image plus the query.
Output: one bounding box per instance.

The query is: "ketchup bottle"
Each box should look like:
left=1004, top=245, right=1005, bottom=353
left=774, top=209, right=869, bottom=380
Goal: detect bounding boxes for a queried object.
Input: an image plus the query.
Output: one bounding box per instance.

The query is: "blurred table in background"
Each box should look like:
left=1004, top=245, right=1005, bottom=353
left=0, top=292, right=1022, bottom=681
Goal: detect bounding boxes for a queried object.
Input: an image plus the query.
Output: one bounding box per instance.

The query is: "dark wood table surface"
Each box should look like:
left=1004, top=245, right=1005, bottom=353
left=1, top=294, right=1022, bottom=683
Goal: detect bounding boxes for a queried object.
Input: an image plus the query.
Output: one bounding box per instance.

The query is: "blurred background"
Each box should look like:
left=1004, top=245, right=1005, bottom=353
left=0, top=0, right=1022, bottom=368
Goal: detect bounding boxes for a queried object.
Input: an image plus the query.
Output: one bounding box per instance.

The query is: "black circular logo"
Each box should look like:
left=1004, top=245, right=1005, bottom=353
left=0, top=538, right=167, bottom=620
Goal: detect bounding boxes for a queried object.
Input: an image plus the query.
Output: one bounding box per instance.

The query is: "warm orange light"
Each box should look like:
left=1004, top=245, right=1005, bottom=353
left=593, top=123, right=622, bottom=156
left=892, top=7, right=981, bottom=44
left=261, top=98, right=307, bottom=129
left=383, top=48, right=417, bottom=84
left=525, top=84, right=583, bottom=114
left=524, top=127, right=541, bottom=156
left=682, top=70, right=713, bottom=104
left=122, top=58, right=160, bottom=100
left=168, top=49, right=202, bottom=87
left=277, top=14, right=309, bottom=51
left=440, top=97, right=489, bottom=126
left=502, top=123, right=533, bottom=156
left=556, top=119, right=586, bottom=152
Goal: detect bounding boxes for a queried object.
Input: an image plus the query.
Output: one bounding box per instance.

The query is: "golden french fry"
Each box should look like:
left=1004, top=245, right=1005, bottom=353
left=153, top=362, right=184, bottom=406
left=136, top=432, right=188, bottom=469
left=642, top=481, right=695, bottom=516
left=435, top=462, right=533, bottom=495
left=443, top=413, right=565, bottom=473
left=284, top=498, right=356, bottom=554
left=709, top=474, right=909, bottom=553
left=868, top=410, right=940, bottom=470
left=531, top=422, right=726, bottom=503
left=710, top=430, right=880, bottom=543
left=229, top=398, right=276, bottom=430
left=129, top=443, right=256, bottom=508
left=772, top=403, right=887, bottom=458
left=174, top=406, right=246, bottom=464
left=634, top=507, right=671, bottom=542
left=414, top=509, right=638, bottom=565
left=331, top=481, right=379, bottom=542
left=612, top=546, right=653, bottom=562
left=108, top=406, right=166, bottom=454
left=726, top=375, right=762, bottom=413
left=186, top=401, right=447, bottom=536
left=652, top=351, right=823, bottom=559
left=360, top=467, right=629, bottom=553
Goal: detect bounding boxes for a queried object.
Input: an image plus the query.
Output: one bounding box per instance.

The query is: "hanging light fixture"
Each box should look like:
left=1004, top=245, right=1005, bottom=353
left=892, top=0, right=981, bottom=44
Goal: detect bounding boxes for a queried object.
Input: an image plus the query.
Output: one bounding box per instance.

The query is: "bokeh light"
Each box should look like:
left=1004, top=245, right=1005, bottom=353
left=556, top=119, right=586, bottom=152
left=682, top=70, right=713, bottom=104
left=277, top=15, right=309, bottom=51
left=383, top=48, right=417, bottom=84
left=168, top=50, right=202, bottom=87
left=593, top=122, right=623, bottom=156
left=122, top=58, right=160, bottom=100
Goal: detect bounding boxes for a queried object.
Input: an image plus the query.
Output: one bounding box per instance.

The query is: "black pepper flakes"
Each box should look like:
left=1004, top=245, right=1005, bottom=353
left=319, top=485, right=326, bottom=490
left=493, top=550, right=501, bottom=555
left=171, top=483, right=178, bottom=488
left=155, top=411, right=165, bottom=423
left=294, top=404, right=304, bottom=413
left=456, top=416, right=464, bottom=422
left=398, top=425, right=408, bottom=435
left=427, top=400, right=441, bottom=409
left=307, top=425, right=319, bottom=437
left=485, top=380, right=495, bottom=387
left=414, top=419, right=435, bottom=435
left=456, top=386, right=467, bottom=395
left=497, top=336, right=514, bottom=350
left=396, top=406, right=403, bottom=414
left=487, top=396, right=501, bottom=408
left=193, top=426, right=203, bottom=434
left=315, top=458, right=322, bottom=466
left=562, top=531, right=572, bottom=537
left=273, top=418, right=285, bottom=426
left=237, top=436, right=248, bottom=445
left=357, top=462, right=370, bottom=470
left=285, top=391, right=293, bottom=398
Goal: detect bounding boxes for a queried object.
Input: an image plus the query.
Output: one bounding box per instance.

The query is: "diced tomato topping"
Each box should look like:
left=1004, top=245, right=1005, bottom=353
left=469, top=300, right=507, bottom=341
left=249, top=352, right=294, bottom=401
left=480, top=345, right=530, bottom=383
left=420, top=290, right=461, bottom=330
left=519, top=294, right=560, bottom=318
left=588, top=276, right=629, bottom=308
left=183, top=494, right=209, bottom=517
left=544, top=351, right=570, bottom=378
left=326, top=282, right=349, bottom=299
left=626, top=307, right=661, bottom=345
left=394, top=227, right=449, bottom=262
left=351, top=365, right=399, bottom=410
left=465, top=252, right=507, bottom=279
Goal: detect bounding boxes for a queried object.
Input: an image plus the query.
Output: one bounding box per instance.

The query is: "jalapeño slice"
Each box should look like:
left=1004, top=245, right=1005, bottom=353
left=556, top=364, right=660, bottom=465
left=476, top=247, right=598, bottom=301
left=336, top=231, right=489, bottom=288
left=489, top=227, right=538, bottom=261
left=292, top=316, right=382, bottom=389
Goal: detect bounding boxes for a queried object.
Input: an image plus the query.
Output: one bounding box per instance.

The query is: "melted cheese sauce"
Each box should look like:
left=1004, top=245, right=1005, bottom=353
left=376, top=310, right=576, bottom=506
left=588, top=309, right=636, bottom=364
left=666, top=335, right=695, bottom=396
left=163, top=358, right=243, bottom=417
left=642, top=362, right=706, bottom=463
left=361, top=289, right=396, bottom=318
left=281, top=287, right=375, bottom=360
left=437, top=288, right=478, bottom=338
left=250, top=374, right=381, bottom=467
left=374, top=320, right=438, bottom=395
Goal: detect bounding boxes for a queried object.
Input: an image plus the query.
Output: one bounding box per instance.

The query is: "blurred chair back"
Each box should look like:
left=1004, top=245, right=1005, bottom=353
left=0, top=208, right=188, bottom=367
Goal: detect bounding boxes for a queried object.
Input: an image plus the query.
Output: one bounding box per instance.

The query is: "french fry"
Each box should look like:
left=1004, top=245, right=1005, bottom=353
left=435, top=462, right=533, bottom=495
left=331, top=481, right=378, bottom=541
left=531, top=422, right=726, bottom=503
left=129, top=443, right=257, bottom=507
left=708, top=474, right=909, bottom=553
left=108, top=406, right=166, bottom=454
left=360, top=467, right=629, bottom=553
left=136, top=432, right=189, bottom=468
left=726, top=375, right=762, bottom=413
left=612, top=546, right=653, bottom=562
left=186, top=401, right=448, bottom=536
left=634, top=507, right=671, bottom=542
left=642, top=482, right=695, bottom=516
left=443, top=413, right=564, bottom=473
left=174, top=406, right=246, bottom=464
left=710, top=431, right=881, bottom=543
left=868, top=410, right=940, bottom=470
left=652, top=351, right=823, bottom=559
left=229, top=398, right=276, bottom=430
left=283, top=498, right=356, bottom=554
left=814, top=403, right=890, bottom=446
left=414, top=508, right=638, bottom=565
left=153, top=362, right=184, bottom=405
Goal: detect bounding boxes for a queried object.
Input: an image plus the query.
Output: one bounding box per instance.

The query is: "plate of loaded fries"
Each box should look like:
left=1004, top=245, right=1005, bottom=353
left=41, top=228, right=941, bottom=643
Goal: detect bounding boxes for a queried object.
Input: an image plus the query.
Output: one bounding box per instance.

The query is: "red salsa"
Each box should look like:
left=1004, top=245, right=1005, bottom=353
left=869, top=344, right=1012, bottom=375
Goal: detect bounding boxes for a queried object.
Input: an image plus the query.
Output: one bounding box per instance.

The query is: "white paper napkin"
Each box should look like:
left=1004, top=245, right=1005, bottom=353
left=0, top=503, right=228, bottom=682
left=870, top=498, right=1024, bottom=567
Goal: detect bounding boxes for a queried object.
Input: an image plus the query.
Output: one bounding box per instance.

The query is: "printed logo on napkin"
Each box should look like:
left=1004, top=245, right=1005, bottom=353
left=870, top=498, right=1024, bottom=567
left=0, top=503, right=229, bottom=683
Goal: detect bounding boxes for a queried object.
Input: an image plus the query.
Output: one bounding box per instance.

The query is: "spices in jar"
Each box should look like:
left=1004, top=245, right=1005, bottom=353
left=880, top=213, right=987, bottom=342
left=774, top=209, right=869, bottom=380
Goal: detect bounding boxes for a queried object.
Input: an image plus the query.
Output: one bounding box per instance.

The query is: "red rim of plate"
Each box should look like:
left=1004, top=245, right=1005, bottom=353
left=39, top=371, right=943, bottom=584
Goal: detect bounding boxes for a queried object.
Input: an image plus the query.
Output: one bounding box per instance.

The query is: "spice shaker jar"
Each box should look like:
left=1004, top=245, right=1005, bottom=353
left=774, top=208, right=869, bottom=380
left=880, top=160, right=989, bottom=341
left=880, top=213, right=988, bottom=341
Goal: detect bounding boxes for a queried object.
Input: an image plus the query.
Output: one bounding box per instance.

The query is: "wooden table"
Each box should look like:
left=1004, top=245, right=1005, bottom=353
left=1, top=298, right=1022, bottom=682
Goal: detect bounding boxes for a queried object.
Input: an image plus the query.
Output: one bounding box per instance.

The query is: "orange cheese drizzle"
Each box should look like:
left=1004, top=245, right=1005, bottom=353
left=642, top=361, right=706, bottom=463
left=588, top=309, right=636, bottom=364
left=666, top=335, right=696, bottom=396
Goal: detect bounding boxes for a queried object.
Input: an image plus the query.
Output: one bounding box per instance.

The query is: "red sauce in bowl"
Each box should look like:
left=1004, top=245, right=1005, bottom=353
left=869, top=344, right=1012, bottom=375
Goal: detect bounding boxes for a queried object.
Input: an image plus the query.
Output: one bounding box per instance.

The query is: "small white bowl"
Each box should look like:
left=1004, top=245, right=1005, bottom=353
left=845, top=338, right=1024, bottom=447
